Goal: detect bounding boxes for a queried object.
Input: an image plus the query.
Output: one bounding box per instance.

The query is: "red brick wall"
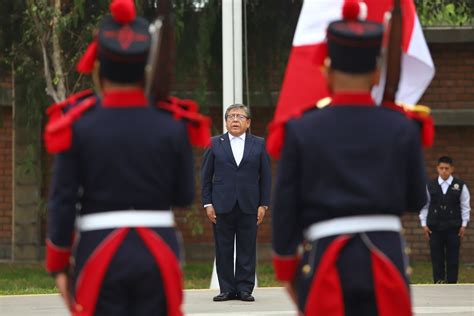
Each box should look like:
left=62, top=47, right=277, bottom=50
left=401, top=42, right=474, bottom=263
left=420, top=43, right=474, bottom=110
left=0, top=107, right=12, bottom=258
left=177, top=41, right=474, bottom=263
left=30, top=41, right=474, bottom=263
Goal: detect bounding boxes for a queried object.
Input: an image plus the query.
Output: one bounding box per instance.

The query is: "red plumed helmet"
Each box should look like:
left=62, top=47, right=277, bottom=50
left=110, top=0, right=136, bottom=24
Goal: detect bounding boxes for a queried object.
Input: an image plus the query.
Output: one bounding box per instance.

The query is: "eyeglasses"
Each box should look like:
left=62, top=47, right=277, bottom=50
left=226, top=114, right=248, bottom=121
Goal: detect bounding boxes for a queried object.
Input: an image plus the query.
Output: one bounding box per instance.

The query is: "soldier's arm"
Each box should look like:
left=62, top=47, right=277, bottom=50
left=172, top=122, right=195, bottom=207
left=405, top=122, right=428, bottom=213
left=259, top=138, right=272, bottom=208
left=272, top=122, right=303, bottom=281
left=46, top=143, right=80, bottom=274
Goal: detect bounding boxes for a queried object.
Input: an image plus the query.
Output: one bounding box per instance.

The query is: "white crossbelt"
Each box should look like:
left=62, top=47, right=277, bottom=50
left=305, top=215, right=402, bottom=241
left=77, top=210, right=175, bottom=231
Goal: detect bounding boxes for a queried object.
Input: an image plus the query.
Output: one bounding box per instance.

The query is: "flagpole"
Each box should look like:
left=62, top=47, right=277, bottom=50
left=222, top=0, right=243, bottom=131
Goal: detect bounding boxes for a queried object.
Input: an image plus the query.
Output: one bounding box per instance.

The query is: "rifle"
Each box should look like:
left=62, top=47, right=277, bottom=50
left=382, top=0, right=402, bottom=104
left=144, top=0, right=211, bottom=148
left=145, top=0, right=175, bottom=104
left=383, top=0, right=434, bottom=147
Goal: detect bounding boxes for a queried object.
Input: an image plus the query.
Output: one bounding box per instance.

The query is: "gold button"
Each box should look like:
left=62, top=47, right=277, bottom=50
left=304, top=243, right=312, bottom=252
left=404, top=247, right=412, bottom=255
left=302, top=264, right=311, bottom=275
left=406, top=266, right=413, bottom=276
left=316, top=97, right=332, bottom=109
left=75, top=304, right=84, bottom=312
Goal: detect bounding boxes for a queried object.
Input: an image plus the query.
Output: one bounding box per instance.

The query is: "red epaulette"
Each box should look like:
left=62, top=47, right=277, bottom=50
left=44, top=95, right=97, bottom=154
left=157, top=96, right=212, bottom=148
left=382, top=101, right=434, bottom=148
left=45, top=89, right=94, bottom=120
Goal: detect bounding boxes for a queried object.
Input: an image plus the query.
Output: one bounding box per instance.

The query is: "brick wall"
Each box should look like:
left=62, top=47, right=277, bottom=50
left=177, top=41, right=474, bottom=263
left=401, top=42, right=474, bottom=263
left=16, top=41, right=474, bottom=263
left=420, top=43, right=474, bottom=110
left=0, top=107, right=12, bottom=259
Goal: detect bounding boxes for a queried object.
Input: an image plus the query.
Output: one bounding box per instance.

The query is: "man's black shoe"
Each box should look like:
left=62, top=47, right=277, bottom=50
left=213, top=292, right=236, bottom=302
left=238, top=291, right=255, bottom=302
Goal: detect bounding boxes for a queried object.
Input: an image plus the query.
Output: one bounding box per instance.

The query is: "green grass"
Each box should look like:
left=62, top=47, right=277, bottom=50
left=0, top=263, right=57, bottom=295
left=0, top=261, right=472, bottom=295
left=409, top=261, right=474, bottom=284
left=182, top=262, right=214, bottom=289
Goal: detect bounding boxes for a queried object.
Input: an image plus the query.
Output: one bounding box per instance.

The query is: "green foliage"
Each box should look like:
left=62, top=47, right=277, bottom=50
left=245, top=1, right=302, bottom=106
left=0, top=1, right=111, bottom=121
left=415, top=0, right=473, bottom=26
left=185, top=205, right=204, bottom=236
left=16, top=144, right=39, bottom=176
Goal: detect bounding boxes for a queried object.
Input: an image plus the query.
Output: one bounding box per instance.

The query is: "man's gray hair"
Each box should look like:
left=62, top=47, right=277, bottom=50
left=225, top=104, right=251, bottom=119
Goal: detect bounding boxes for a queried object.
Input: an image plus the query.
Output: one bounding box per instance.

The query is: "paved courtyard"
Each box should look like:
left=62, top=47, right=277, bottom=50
left=0, top=285, right=473, bottom=315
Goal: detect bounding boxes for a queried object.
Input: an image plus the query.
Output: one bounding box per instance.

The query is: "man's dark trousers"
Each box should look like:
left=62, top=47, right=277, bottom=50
left=213, top=203, right=257, bottom=294
left=429, top=227, right=460, bottom=283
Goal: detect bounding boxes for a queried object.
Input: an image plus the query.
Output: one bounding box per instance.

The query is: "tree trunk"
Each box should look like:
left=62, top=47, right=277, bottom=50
left=51, top=0, right=66, bottom=101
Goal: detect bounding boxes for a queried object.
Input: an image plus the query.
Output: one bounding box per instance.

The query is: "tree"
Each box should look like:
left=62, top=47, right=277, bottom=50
left=415, top=0, right=473, bottom=26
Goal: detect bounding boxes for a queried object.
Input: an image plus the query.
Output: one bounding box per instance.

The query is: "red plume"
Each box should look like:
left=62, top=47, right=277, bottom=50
left=110, top=0, right=136, bottom=24
left=76, top=40, right=98, bottom=74
left=342, top=0, right=360, bottom=21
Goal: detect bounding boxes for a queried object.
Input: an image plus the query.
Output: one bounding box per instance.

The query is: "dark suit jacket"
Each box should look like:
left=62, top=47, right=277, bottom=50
left=201, top=133, right=271, bottom=214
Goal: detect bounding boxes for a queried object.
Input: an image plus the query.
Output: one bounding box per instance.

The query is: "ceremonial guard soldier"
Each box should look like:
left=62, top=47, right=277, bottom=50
left=43, top=1, right=210, bottom=315
left=271, top=2, right=428, bottom=315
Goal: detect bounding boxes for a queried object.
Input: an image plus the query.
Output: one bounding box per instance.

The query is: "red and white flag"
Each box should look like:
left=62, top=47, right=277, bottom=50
left=266, top=0, right=435, bottom=158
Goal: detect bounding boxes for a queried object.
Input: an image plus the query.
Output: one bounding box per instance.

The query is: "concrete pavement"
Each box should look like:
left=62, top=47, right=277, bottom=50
left=0, top=285, right=473, bottom=315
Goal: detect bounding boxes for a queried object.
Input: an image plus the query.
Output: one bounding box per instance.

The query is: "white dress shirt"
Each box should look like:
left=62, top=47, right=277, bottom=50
left=419, top=176, right=471, bottom=227
left=229, top=132, right=245, bottom=166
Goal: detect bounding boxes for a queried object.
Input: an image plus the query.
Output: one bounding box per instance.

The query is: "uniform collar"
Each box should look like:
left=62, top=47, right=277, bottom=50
left=102, top=89, right=148, bottom=108
left=228, top=132, right=246, bottom=142
left=438, top=176, right=453, bottom=185
left=330, top=92, right=376, bottom=107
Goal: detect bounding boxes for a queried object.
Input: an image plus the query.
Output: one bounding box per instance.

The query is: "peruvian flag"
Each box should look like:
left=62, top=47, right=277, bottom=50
left=266, top=0, right=435, bottom=158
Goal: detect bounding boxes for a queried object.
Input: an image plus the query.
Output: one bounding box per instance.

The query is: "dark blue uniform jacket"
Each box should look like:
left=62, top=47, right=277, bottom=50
left=47, top=89, right=194, bottom=264
left=272, top=94, right=427, bottom=280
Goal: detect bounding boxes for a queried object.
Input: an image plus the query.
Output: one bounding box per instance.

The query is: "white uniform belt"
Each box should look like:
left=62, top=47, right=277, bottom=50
left=77, top=210, right=174, bottom=231
left=305, top=215, right=402, bottom=241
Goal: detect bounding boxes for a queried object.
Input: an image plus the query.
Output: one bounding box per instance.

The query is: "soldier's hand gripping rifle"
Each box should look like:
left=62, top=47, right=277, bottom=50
left=382, top=0, right=434, bottom=147
left=145, top=0, right=211, bottom=147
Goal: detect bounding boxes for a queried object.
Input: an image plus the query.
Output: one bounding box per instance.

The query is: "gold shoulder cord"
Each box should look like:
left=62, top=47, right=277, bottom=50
left=399, top=102, right=431, bottom=116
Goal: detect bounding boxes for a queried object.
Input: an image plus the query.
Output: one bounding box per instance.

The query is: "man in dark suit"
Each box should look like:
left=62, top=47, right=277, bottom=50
left=201, top=104, right=272, bottom=302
